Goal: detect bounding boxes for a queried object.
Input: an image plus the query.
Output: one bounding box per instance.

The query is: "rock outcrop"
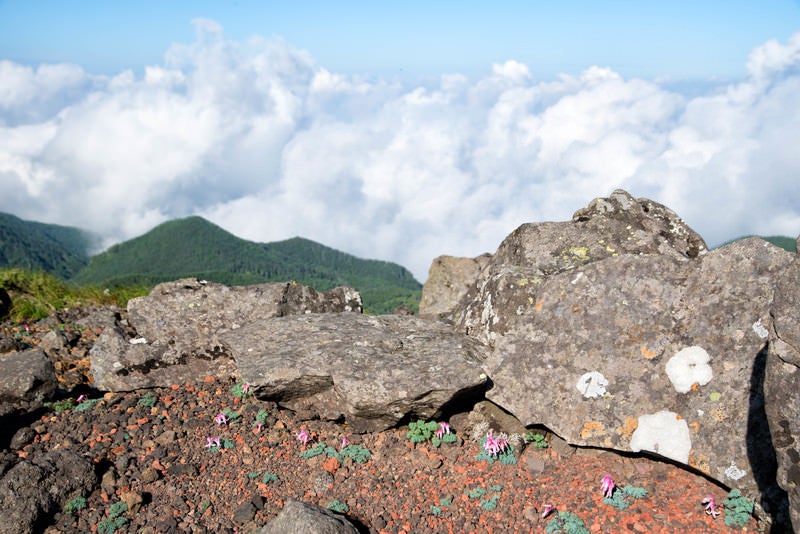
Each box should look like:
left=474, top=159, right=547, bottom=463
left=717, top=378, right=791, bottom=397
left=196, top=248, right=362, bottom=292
left=221, top=313, right=490, bottom=432
left=258, top=500, right=360, bottom=534
left=451, top=190, right=794, bottom=503
left=0, top=450, right=96, bottom=534
left=419, top=254, right=491, bottom=321
left=90, top=279, right=362, bottom=391
left=765, top=252, right=800, bottom=529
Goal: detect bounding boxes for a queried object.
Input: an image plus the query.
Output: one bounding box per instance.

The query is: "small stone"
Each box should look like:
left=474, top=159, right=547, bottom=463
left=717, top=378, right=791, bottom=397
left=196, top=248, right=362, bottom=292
left=233, top=501, right=256, bottom=523
left=525, top=453, right=546, bottom=475
left=312, top=470, right=334, bottom=494
left=9, top=427, right=35, bottom=449
left=120, top=491, right=144, bottom=514
left=154, top=430, right=176, bottom=446
left=141, top=467, right=160, bottom=483
left=166, top=463, right=197, bottom=477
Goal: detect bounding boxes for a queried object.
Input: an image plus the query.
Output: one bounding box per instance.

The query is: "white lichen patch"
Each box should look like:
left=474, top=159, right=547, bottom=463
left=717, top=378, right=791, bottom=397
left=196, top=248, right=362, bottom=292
left=629, top=410, right=691, bottom=463
left=666, top=346, right=713, bottom=393
left=576, top=371, right=608, bottom=399
left=752, top=319, right=769, bottom=339
left=725, top=462, right=747, bottom=481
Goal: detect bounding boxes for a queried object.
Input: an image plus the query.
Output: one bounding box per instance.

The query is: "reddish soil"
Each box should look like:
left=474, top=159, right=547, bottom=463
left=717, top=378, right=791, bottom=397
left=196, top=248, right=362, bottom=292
left=11, top=378, right=765, bottom=533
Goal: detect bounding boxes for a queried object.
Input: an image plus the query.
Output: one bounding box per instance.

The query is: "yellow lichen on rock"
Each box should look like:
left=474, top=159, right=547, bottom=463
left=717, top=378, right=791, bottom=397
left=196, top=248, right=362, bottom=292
left=569, top=247, right=589, bottom=260
left=689, top=452, right=711, bottom=475
left=640, top=345, right=657, bottom=359
left=580, top=420, right=605, bottom=439
left=615, top=416, right=639, bottom=440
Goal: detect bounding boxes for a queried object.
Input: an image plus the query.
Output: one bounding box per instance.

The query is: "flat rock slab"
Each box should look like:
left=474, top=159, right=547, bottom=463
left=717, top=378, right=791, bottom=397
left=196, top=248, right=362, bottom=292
left=90, top=278, right=362, bottom=391
left=222, top=313, right=490, bottom=432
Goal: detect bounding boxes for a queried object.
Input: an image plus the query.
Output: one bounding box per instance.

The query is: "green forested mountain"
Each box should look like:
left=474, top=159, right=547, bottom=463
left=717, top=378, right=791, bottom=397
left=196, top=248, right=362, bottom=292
left=71, top=216, right=421, bottom=314
left=0, top=212, right=97, bottom=279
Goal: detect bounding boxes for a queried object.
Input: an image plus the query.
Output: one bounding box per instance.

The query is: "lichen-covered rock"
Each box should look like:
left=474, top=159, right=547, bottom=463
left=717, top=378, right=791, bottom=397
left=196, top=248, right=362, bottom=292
left=221, top=313, right=490, bottom=432
left=90, top=278, right=362, bottom=391
left=0, top=348, right=56, bottom=402
left=457, top=190, right=707, bottom=346
left=257, top=499, right=359, bottom=534
left=419, top=254, right=491, bottom=320
left=0, top=450, right=97, bottom=534
left=765, top=256, right=800, bottom=531
left=452, top=189, right=794, bottom=500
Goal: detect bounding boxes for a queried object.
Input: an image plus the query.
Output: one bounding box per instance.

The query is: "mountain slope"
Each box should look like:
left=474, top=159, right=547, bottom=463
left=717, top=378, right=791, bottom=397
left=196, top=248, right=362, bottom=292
left=0, top=212, right=95, bottom=278
left=72, top=216, right=422, bottom=313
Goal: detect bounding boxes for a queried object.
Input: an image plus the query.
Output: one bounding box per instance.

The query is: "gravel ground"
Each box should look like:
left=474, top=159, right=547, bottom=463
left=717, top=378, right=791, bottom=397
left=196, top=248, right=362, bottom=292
left=2, top=377, right=763, bottom=533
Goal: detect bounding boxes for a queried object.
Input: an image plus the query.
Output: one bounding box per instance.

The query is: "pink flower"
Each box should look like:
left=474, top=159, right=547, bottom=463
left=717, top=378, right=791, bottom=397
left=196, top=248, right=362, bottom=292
left=341, top=435, right=349, bottom=449
left=205, top=437, right=221, bottom=449
left=242, top=383, right=250, bottom=394
left=436, top=422, right=451, bottom=440
left=296, top=429, right=310, bottom=446
left=541, top=504, right=555, bottom=519
left=601, top=473, right=615, bottom=498
left=255, top=422, right=263, bottom=432
left=702, top=495, right=720, bottom=519
left=76, top=394, right=87, bottom=403
left=215, top=413, right=228, bottom=426
left=483, top=431, right=508, bottom=457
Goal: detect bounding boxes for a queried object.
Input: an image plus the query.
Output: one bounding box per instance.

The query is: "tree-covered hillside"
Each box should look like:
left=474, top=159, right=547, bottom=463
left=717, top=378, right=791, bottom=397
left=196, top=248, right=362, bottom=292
left=72, top=216, right=421, bottom=314
left=0, top=212, right=96, bottom=279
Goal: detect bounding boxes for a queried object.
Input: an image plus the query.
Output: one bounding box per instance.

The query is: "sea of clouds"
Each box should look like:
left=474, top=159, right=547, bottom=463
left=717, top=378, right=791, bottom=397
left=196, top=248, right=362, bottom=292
left=1, top=19, right=798, bottom=281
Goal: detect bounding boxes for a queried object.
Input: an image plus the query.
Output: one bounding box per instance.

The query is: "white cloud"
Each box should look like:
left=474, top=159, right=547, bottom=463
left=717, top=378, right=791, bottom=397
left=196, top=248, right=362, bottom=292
left=1, top=23, right=799, bottom=282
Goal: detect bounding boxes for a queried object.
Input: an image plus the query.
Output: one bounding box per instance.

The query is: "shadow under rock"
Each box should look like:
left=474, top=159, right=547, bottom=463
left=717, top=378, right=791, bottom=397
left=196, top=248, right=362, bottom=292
left=0, top=404, right=47, bottom=452
left=747, top=346, right=792, bottom=533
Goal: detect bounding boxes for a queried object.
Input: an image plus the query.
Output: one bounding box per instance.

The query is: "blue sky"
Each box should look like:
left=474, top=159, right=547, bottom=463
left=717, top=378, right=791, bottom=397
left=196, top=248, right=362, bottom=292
left=1, top=2, right=799, bottom=280
left=3, top=1, right=799, bottom=81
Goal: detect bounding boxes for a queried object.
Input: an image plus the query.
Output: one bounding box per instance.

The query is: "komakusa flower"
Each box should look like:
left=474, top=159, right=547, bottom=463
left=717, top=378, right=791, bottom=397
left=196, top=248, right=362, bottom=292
left=436, top=422, right=451, bottom=440
left=296, top=429, right=310, bottom=446
left=341, top=435, right=349, bottom=449
left=205, top=437, right=221, bottom=449
left=483, top=431, right=508, bottom=457
left=76, top=394, right=87, bottom=403
left=541, top=504, right=555, bottom=519
left=601, top=473, right=615, bottom=498
left=702, top=495, right=720, bottom=519
left=215, top=413, right=228, bottom=426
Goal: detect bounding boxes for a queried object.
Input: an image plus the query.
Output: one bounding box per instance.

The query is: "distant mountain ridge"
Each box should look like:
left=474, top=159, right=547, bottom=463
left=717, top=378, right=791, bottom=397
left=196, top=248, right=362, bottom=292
left=0, top=213, right=421, bottom=314
left=0, top=212, right=97, bottom=279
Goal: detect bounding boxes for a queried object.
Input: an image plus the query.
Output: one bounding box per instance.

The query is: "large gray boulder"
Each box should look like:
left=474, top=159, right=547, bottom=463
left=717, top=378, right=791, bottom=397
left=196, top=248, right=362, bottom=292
left=453, top=190, right=794, bottom=500
left=0, top=450, right=97, bottom=534
left=0, top=348, right=57, bottom=402
left=765, top=253, right=800, bottom=531
left=257, top=500, right=359, bottom=534
left=221, top=313, right=490, bottom=432
left=90, top=278, right=362, bottom=391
